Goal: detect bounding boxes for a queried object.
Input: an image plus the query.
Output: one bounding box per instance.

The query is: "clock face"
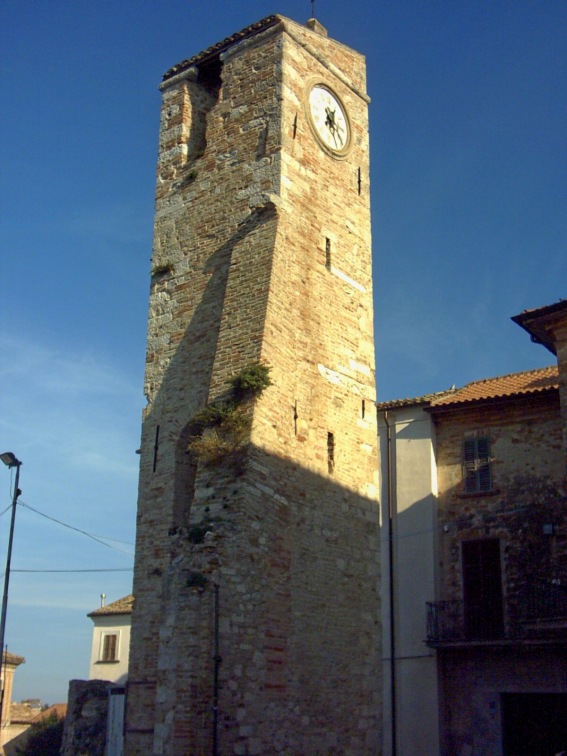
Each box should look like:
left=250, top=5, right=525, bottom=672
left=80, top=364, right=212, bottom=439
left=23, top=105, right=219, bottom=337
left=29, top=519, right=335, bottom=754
left=308, top=84, right=350, bottom=155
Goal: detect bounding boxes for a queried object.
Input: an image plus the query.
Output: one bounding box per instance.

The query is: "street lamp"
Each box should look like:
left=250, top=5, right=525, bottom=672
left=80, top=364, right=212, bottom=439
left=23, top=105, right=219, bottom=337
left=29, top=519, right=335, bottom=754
left=0, top=452, right=22, bottom=724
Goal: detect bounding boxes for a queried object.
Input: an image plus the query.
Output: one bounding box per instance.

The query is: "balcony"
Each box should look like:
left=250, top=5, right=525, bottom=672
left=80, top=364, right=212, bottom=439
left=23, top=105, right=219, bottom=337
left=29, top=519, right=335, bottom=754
left=426, top=583, right=567, bottom=645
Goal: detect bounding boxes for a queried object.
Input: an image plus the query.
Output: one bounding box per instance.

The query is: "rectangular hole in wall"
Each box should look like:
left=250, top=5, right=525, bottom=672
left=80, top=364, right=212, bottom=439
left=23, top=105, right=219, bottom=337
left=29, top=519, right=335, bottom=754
left=153, top=425, right=160, bottom=472
left=357, top=167, right=362, bottom=194
left=361, top=399, right=366, bottom=419
left=327, top=431, right=335, bottom=474
left=325, top=238, right=332, bottom=270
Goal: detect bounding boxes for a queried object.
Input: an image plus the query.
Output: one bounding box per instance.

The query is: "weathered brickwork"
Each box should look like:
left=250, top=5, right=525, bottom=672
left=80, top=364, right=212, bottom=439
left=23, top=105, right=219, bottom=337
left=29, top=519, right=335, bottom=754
left=437, top=647, right=567, bottom=756
left=126, top=16, right=380, bottom=756
left=61, top=680, right=111, bottom=756
left=431, top=388, right=567, bottom=755
left=434, top=395, right=566, bottom=625
left=513, top=301, right=567, bottom=467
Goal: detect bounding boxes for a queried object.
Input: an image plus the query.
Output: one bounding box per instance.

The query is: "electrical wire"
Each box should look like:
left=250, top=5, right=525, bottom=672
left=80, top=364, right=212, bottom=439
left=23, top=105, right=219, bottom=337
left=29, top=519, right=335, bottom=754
left=17, top=500, right=134, bottom=557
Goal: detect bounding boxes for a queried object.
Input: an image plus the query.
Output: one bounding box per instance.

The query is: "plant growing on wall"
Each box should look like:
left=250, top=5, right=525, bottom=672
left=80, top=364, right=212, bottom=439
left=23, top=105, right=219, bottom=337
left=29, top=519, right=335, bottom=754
left=16, top=713, right=64, bottom=756
left=187, top=362, right=272, bottom=467
left=230, top=361, right=272, bottom=400
left=151, top=262, right=175, bottom=277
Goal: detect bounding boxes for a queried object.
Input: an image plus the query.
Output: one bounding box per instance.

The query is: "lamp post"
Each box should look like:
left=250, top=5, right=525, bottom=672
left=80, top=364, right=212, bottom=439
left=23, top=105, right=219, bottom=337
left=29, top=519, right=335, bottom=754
left=0, top=452, right=22, bottom=726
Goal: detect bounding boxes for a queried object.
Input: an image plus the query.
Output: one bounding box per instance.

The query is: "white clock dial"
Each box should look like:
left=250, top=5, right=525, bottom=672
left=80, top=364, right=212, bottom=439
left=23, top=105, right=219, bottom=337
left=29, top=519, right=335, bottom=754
left=308, top=84, right=350, bottom=153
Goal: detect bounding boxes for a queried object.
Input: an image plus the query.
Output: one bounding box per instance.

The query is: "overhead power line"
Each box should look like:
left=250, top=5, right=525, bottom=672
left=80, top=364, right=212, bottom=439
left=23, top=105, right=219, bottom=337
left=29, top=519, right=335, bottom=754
left=17, top=500, right=134, bottom=557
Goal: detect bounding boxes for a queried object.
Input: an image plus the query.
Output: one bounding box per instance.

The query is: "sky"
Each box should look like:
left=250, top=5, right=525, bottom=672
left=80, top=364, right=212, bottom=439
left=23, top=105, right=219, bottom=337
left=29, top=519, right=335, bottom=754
left=1, top=0, right=565, bottom=704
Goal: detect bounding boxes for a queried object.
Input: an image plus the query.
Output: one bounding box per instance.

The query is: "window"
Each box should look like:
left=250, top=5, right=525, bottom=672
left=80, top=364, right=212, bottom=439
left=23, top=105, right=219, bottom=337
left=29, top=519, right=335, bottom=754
left=101, top=633, right=118, bottom=662
left=463, top=435, right=492, bottom=493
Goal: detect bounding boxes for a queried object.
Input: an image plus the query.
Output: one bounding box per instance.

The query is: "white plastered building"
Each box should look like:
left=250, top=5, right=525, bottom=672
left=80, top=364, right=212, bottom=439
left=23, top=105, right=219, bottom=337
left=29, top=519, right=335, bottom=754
left=87, top=595, right=133, bottom=685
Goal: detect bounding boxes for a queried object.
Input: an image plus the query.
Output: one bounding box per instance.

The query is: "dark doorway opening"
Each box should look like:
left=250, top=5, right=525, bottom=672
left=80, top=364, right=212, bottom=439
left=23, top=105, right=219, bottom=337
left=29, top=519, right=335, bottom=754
left=502, top=693, right=567, bottom=756
left=462, top=538, right=504, bottom=639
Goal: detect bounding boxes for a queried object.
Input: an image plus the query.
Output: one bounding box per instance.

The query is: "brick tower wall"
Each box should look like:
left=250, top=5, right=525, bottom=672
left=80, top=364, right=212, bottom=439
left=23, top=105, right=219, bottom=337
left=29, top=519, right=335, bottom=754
left=126, top=16, right=380, bottom=755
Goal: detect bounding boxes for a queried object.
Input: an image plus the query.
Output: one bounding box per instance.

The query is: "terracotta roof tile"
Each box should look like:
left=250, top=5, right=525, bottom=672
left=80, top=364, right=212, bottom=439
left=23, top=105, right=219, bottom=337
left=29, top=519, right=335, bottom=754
left=31, top=703, right=67, bottom=722
left=430, top=366, right=558, bottom=407
left=377, top=366, right=558, bottom=411
left=10, top=703, right=37, bottom=724
left=376, top=389, right=455, bottom=411
left=88, top=594, right=134, bottom=617
left=163, top=15, right=280, bottom=81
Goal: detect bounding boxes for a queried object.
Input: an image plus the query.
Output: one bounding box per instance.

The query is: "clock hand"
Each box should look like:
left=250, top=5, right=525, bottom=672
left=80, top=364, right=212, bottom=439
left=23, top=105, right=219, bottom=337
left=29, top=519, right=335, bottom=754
left=325, top=106, right=336, bottom=130
left=327, top=121, right=339, bottom=146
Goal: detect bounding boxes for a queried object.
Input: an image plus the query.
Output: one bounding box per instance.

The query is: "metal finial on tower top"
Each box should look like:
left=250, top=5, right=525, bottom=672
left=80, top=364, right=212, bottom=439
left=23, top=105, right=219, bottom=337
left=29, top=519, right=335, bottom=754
left=307, top=0, right=328, bottom=36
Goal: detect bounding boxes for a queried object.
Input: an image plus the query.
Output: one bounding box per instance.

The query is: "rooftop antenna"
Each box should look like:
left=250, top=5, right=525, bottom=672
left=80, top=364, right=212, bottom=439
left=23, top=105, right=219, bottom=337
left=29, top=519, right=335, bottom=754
left=100, top=593, right=106, bottom=608
left=311, top=0, right=315, bottom=18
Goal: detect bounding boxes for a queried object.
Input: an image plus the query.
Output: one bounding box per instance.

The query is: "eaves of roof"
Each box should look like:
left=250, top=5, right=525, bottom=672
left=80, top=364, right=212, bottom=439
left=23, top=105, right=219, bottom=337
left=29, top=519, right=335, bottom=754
left=10, top=703, right=37, bottom=724
left=163, top=15, right=281, bottom=82
left=88, top=594, right=134, bottom=617
left=31, top=703, right=67, bottom=722
left=376, top=389, right=456, bottom=411
left=376, top=366, right=558, bottom=413
left=429, top=366, right=558, bottom=410
left=511, top=300, right=567, bottom=356
left=2, top=651, right=25, bottom=666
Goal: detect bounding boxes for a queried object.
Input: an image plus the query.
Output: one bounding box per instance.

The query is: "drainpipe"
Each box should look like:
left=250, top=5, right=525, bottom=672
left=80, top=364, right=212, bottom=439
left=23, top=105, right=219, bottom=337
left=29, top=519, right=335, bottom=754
left=383, top=411, right=397, bottom=756
left=212, top=583, right=221, bottom=756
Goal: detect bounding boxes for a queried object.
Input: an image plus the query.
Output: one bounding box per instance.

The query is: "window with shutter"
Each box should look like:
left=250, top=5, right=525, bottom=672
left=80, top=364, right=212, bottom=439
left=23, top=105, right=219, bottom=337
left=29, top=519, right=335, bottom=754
left=101, top=633, right=118, bottom=662
left=463, top=436, right=492, bottom=493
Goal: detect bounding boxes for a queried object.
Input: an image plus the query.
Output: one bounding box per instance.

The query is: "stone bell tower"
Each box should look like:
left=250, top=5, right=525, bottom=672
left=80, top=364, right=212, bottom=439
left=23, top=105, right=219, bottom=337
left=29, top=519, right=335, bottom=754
left=125, top=15, right=380, bottom=755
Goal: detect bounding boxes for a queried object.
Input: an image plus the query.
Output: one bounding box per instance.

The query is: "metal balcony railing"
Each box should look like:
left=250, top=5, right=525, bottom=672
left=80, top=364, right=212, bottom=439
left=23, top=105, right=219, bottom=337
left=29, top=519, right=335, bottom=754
left=426, top=600, right=504, bottom=642
left=523, top=582, right=567, bottom=622
left=426, top=583, right=567, bottom=644
left=426, top=600, right=465, bottom=642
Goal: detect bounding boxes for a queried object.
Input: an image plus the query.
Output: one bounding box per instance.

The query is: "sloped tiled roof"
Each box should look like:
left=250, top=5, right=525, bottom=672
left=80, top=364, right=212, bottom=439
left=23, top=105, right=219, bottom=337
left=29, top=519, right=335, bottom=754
left=377, top=366, right=558, bottom=412
left=430, top=366, right=558, bottom=408
left=10, top=703, right=37, bottom=724
left=11, top=702, right=67, bottom=724
left=163, top=15, right=280, bottom=81
left=513, top=300, right=567, bottom=321
left=31, top=703, right=67, bottom=722
left=512, top=300, right=567, bottom=356
left=88, top=594, right=134, bottom=618
left=376, top=389, right=455, bottom=411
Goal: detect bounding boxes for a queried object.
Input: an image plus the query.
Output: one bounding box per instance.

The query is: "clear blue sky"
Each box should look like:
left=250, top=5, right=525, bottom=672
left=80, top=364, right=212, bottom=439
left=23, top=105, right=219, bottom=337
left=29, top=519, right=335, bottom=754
left=1, top=0, right=565, bottom=704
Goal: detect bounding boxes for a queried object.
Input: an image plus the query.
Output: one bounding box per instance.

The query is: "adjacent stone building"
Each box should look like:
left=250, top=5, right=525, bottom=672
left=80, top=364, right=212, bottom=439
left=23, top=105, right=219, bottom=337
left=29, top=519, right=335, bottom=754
left=378, top=301, right=567, bottom=756
left=126, top=14, right=380, bottom=755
